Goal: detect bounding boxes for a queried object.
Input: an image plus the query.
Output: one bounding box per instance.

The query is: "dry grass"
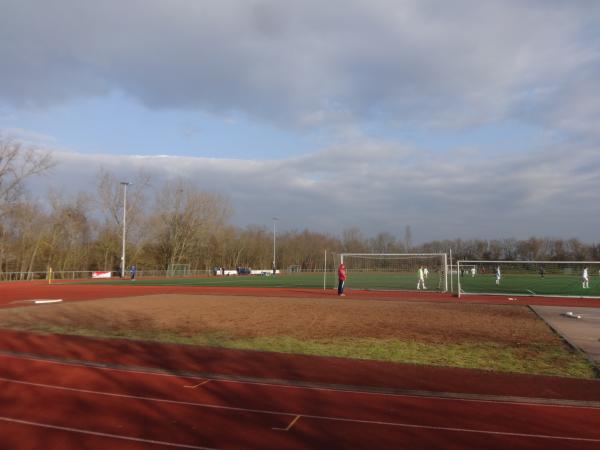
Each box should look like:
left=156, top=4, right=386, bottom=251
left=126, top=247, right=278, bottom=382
left=0, top=294, right=594, bottom=378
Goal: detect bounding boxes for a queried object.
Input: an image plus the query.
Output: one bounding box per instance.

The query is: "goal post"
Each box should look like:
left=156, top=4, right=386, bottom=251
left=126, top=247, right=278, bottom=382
left=457, top=260, right=600, bottom=298
left=166, top=263, right=191, bottom=278
left=339, top=253, right=448, bottom=292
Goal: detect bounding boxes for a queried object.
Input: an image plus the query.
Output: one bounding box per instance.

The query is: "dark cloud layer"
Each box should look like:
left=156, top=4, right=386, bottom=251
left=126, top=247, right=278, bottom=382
left=3, top=1, right=600, bottom=241
left=1, top=0, right=599, bottom=134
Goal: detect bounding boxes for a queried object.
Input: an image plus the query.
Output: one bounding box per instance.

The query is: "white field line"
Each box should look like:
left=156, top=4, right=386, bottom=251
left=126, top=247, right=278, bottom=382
left=9, top=299, right=63, bottom=304
left=0, top=416, right=216, bottom=449
left=1, top=375, right=600, bottom=443
left=0, top=352, right=597, bottom=410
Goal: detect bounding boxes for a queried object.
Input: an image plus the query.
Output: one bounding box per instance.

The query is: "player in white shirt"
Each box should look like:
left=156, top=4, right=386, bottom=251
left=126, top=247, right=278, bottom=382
left=417, top=266, right=426, bottom=290
left=423, top=267, right=429, bottom=279
left=471, top=266, right=476, bottom=277
left=582, top=267, right=589, bottom=289
left=495, top=266, right=501, bottom=285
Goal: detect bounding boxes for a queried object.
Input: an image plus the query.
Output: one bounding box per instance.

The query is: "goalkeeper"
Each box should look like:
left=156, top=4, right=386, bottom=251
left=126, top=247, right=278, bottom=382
left=338, top=263, right=347, bottom=296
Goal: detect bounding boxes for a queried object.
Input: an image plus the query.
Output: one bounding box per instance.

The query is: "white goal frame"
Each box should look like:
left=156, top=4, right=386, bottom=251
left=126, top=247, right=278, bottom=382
left=166, top=263, right=191, bottom=278
left=340, top=253, right=449, bottom=292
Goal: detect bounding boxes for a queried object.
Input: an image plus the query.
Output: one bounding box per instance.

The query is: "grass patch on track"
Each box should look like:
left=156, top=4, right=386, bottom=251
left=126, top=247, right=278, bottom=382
left=1, top=324, right=594, bottom=379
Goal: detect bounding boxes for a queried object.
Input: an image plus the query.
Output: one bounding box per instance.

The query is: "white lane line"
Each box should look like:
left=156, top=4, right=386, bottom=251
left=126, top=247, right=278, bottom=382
left=1, top=376, right=599, bottom=443
left=184, top=380, right=210, bottom=389
left=0, top=352, right=598, bottom=410
left=0, top=416, right=216, bottom=450
left=273, top=415, right=301, bottom=431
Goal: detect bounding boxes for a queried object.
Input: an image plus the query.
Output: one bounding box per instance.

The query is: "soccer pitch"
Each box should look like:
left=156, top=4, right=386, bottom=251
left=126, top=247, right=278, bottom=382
left=73, top=271, right=447, bottom=291
left=459, top=273, right=600, bottom=297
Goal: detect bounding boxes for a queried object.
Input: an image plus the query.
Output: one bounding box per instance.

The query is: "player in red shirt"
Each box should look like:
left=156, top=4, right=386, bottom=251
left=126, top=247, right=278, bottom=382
left=338, top=263, right=347, bottom=296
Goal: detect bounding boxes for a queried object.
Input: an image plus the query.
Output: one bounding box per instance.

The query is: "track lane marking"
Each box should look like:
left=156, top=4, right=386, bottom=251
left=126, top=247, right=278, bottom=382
left=273, top=415, right=301, bottom=431
left=1, top=375, right=600, bottom=443
left=1, top=351, right=599, bottom=409
left=0, top=416, right=216, bottom=449
left=184, top=380, right=210, bottom=389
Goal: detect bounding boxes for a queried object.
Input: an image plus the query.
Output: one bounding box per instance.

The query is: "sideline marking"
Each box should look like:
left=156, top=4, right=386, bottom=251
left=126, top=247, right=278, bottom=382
left=184, top=380, right=210, bottom=389
left=9, top=299, right=63, bottom=305
left=527, top=289, right=536, bottom=295
left=0, top=416, right=215, bottom=450
left=1, top=376, right=600, bottom=443
left=273, top=415, right=301, bottom=431
left=1, top=351, right=599, bottom=409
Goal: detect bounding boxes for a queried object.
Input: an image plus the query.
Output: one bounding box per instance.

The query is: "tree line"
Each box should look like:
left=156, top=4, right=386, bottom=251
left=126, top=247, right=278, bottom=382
left=1, top=137, right=599, bottom=276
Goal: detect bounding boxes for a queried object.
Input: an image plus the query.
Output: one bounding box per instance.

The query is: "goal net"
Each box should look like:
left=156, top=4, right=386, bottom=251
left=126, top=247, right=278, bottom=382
left=457, top=264, right=478, bottom=277
left=338, top=253, right=448, bottom=292
left=457, top=260, right=600, bottom=298
left=166, top=263, right=191, bottom=278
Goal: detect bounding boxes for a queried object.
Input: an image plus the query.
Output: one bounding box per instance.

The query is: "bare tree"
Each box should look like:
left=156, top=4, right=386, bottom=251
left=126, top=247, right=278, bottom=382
left=0, top=137, right=54, bottom=276
left=45, top=193, right=93, bottom=271
left=95, top=168, right=151, bottom=270
left=369, top=232, right=398, bottom=253
left=96, top=168, right=150, bottom=231
left=144, top=180, right=232, bottom=269
left=342, top=227, right=367, bottom=252
left=0, top=201, right=49, bottom=277
left=0, top=136, right=54, bottom=214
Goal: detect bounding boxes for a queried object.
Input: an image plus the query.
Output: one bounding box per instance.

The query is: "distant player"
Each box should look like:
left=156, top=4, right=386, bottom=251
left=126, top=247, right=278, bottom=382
left=338, top=262, right=347, bottom=296
left=470, top=266, right=476, bottom=277
left=539, top=266, right=544, bottom=278
left=423, top=267, right=429, bottom=279
left=130, top=265, right=137, bottom=281
left=495, top=266, right=501, bottom=285
left=417, top=266, right=426, bottom=290
left=582, top=267, right=589, bottom=289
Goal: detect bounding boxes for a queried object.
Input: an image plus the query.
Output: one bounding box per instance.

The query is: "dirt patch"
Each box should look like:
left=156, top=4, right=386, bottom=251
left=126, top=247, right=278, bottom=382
left=0, top=294, right=554, bottom=345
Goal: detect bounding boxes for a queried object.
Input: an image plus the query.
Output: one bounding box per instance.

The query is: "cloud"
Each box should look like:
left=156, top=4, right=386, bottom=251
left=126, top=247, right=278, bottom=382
left=4, top=1, right=599, bottom=242
left=1, top=0, right=599, bottom=136
left=25, top=136, right=600, bottom=243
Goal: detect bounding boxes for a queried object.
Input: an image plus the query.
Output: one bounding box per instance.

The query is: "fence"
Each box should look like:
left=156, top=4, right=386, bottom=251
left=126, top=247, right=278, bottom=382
left=0, top=269, right=213, bottom=282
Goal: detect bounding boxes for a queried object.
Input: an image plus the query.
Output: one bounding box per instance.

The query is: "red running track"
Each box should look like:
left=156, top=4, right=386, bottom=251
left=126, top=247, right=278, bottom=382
left=1, top=330, right=600, bottom=449
left=1, top=352, right=600, bottom=450
left=2, top=280, right=600, bottom=308
left=2, top=282, right=600, bottom=448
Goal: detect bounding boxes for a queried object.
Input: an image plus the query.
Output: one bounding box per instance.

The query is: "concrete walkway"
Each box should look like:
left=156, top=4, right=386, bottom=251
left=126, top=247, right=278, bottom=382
left=531, top=305, right=600, bottom=368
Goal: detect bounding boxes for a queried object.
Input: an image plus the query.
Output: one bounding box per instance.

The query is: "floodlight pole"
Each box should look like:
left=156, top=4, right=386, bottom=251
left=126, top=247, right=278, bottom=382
left=120, top=182, right=131, bottom=278
left=272, top=217, right=279, bottom=275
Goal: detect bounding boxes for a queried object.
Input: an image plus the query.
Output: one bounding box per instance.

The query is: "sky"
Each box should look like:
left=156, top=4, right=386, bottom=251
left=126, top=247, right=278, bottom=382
left=1, top=0, right=600, bottom=243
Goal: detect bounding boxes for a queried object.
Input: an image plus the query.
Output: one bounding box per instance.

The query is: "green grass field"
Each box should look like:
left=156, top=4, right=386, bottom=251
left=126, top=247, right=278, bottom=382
left=65, top=271, right=600, bottom=297
left=74, top=272, right=330, bottom=288
left=68, top=271, right=447, bottom=291
left=459, top=273, right=600, bottom=296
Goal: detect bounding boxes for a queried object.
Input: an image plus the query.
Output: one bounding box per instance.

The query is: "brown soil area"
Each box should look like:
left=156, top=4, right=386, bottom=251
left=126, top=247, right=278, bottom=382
left=0, top=294, right=555, bottom=345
